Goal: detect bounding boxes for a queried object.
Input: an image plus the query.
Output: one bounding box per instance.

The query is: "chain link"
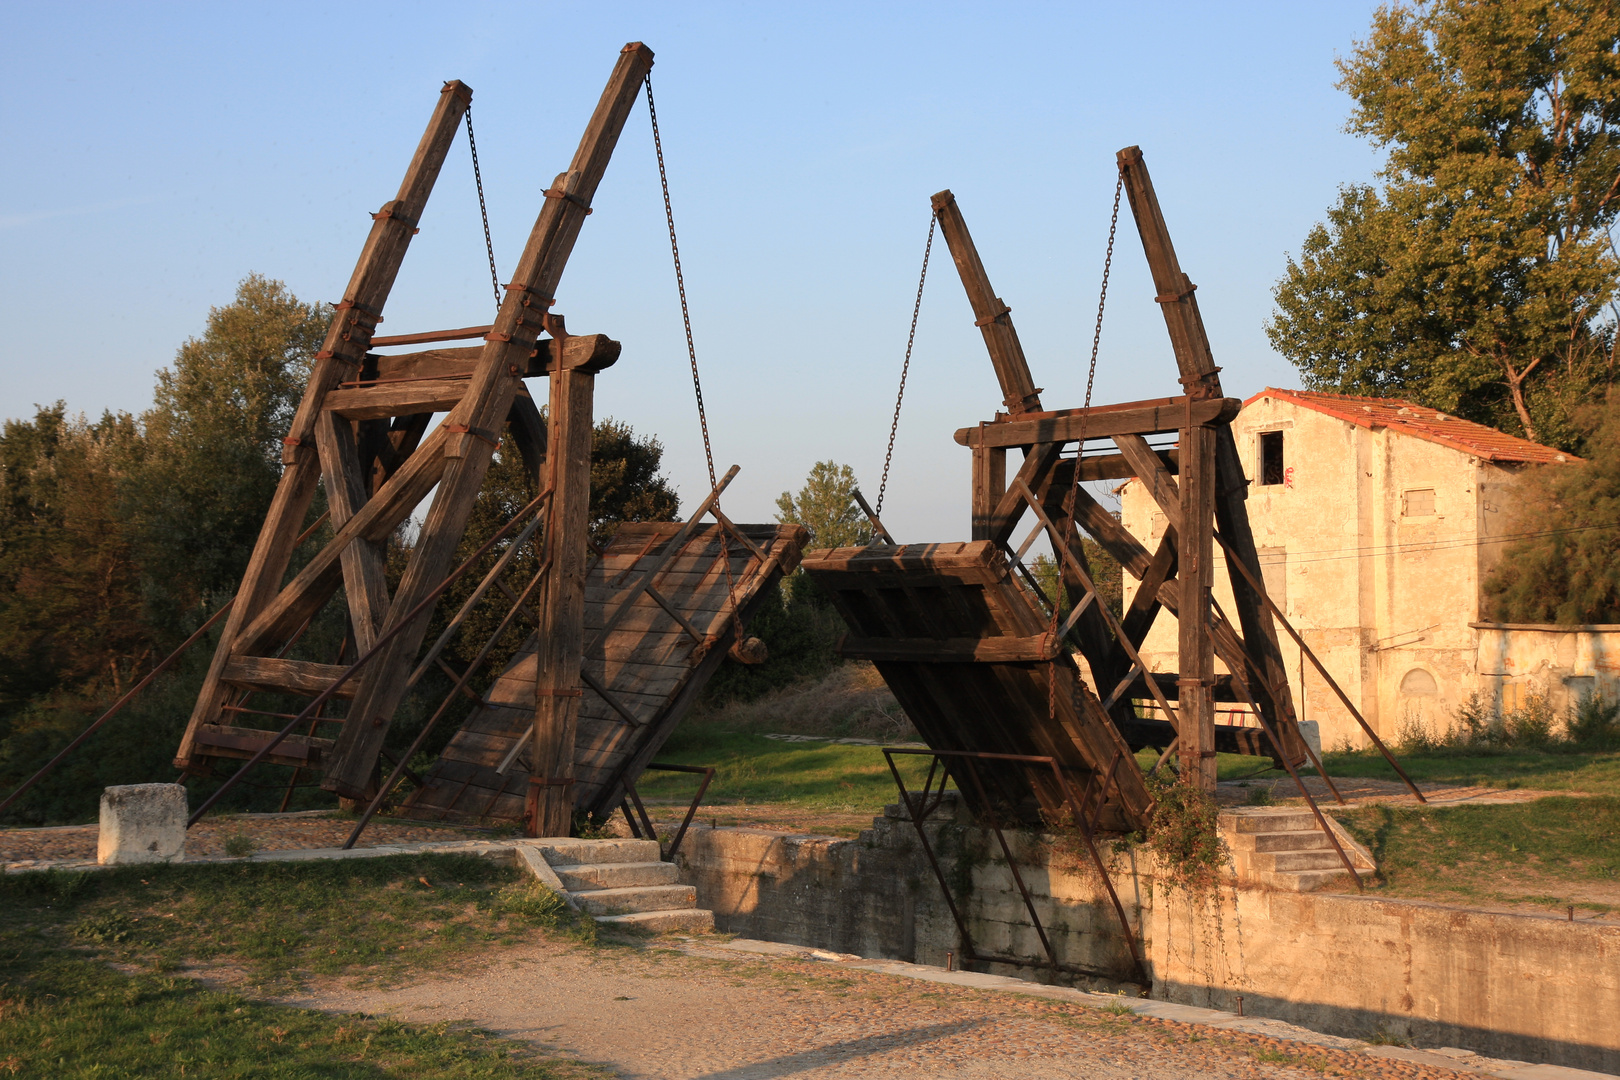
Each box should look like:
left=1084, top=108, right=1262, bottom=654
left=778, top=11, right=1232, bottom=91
left=875, top=214, right=935, bottom=520
left=1049, top=169, right=1125, bottom=720
left=646, top=73, right=744, bottom=632
left=465, top=107, right=501, bottom=315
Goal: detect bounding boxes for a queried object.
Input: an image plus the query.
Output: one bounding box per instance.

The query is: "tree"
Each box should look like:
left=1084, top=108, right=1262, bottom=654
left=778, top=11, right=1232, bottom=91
left=126, top=274, right=330, bottom=623
left=0, top=405, right=147, bottom=710
left=1483, top=398, right=1620, bottom=622
left=774, top=461, right=871, bottom=550
left=1269, top=1, right=1620, bottom=452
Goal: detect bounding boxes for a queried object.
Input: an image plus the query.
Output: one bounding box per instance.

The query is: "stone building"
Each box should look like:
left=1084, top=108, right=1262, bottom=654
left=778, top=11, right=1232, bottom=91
left=1119, top=388, right=1583, bottom=749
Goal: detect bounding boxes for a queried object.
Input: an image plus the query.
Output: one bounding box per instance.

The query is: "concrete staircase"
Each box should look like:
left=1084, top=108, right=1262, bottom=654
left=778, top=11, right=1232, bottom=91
left=1220, top=808, right=1377, bottom=892
left=528, top=838, right=714, bottom=932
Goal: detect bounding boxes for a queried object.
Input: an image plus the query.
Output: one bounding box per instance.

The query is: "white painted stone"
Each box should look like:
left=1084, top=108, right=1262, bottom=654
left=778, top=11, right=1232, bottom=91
left=1297, top=719, right=1322, bottom=756
left=97, top=784, right=186, bottom=866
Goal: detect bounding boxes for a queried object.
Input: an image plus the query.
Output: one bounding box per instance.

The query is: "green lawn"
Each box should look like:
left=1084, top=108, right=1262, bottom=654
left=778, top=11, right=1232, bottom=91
left=1334, top=796, right=1620, bottom=913
left=0, top=855, right=605, bottom=1078
left=635, top=726, right=1275, bottom=812
left=633, top=727, right=934, bottom=811
left=1317, top=747, right=1620, bottom=794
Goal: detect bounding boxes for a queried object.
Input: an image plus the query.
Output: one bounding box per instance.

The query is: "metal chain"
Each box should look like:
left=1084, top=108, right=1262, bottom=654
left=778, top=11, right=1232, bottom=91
left=1049, top=169, right=1125, bottom=722
left=646, top=73, right=744, bottom=633
left=875, top=214, right=935, bottom=519
left=465, top=107, right=501, bottom=314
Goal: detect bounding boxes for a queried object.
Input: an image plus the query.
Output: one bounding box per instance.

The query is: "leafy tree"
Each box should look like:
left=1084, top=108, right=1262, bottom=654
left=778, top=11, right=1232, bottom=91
left=774, top=461, right=872, bottom=550
left=587, top=418, right=680, bottom=547
left=1482, top=397, right=1620, bottom=622
left=126, top=274, right=330, bottom=623
left=0, top=406, right=147, bottom=710
left=1269, top=0, right=1620, bottom=451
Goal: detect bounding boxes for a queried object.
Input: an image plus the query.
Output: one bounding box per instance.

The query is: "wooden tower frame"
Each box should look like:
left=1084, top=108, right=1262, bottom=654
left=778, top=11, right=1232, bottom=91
left=174, top=44, right=657, bottom=831
left=932, top=146, right=1311, bottom=789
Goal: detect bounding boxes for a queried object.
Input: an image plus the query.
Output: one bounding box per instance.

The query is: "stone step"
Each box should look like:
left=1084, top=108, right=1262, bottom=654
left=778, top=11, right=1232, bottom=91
left=553, top=860, right=678, bottom=891
left=1220, top=810, right=1319, bottom=834
left=1248, top=831, right=1333, bottom=853
left=534, top=838, right=661, bottom=866
left=1253, top=849, right=1348, bottom=873
left=1262, top=866, right=1377, bottom=893
left=571, top=883, right=697, bottom=917
left=596, top=908, right=715, bottom=933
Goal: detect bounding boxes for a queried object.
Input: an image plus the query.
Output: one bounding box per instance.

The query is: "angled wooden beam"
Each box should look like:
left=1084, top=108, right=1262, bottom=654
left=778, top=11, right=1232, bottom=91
left=1118, top=144, right=1304, bottom=767
left=324, top=42, right=656, bottom=801
left=314, top=413, right=392, bottom=652
left=176, top=80, right=472, bottom=769
left=931, top=190, right=1042, bottom=415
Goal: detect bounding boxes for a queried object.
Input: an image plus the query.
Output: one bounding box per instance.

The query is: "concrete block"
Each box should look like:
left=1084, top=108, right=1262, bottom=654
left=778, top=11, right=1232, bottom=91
left=1297, top=720, right=1322, bottom=756
left=98, top=784, right=186, bottom=866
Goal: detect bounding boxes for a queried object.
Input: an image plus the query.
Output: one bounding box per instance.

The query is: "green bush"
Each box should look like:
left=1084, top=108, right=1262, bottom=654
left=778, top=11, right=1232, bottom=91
left=1400, top=690, right=1620, bottom=757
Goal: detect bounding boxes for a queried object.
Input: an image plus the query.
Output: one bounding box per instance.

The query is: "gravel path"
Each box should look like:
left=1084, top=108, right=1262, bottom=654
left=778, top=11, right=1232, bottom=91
left=291, top=936, right=1481, bottom=1080
left=0, top=811, right=489, bottom=867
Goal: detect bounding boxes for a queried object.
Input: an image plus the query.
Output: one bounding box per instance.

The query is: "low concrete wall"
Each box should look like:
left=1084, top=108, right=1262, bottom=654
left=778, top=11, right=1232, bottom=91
left=673, top=801, right=1620, bottom=1073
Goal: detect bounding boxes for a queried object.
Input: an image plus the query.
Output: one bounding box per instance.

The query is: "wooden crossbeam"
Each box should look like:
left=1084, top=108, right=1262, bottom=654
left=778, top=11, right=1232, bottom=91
left=954, top=395, right=1239, bottom=449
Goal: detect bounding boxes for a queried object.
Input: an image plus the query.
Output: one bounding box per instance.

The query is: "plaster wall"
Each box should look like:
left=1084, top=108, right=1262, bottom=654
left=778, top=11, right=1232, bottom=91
left=675, top=807, right=1620, bottom=1072
left=1119, top=396, right=1527, bottom=747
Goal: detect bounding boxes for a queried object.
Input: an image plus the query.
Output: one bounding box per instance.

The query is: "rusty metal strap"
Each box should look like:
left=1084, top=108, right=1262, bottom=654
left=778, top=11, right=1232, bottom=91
left=973, top=304, right=1011, bottom=327
left=442, top=423, right=499, bottom=448
left=1154, top=283, right=1197, bottom=304
left=312, top=349, right=361, bottom=366
left=543, top=188, right=593, bottom=214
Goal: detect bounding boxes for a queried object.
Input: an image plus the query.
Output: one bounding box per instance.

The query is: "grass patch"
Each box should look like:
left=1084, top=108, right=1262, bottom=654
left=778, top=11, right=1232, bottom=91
left=0, top=855, right=606, bottom=1077
left=634, top=727, right=938, bottom=811
left=1335, top=796, right=1620, bottom=909
left=1318, top=747, right=1620, bottom=794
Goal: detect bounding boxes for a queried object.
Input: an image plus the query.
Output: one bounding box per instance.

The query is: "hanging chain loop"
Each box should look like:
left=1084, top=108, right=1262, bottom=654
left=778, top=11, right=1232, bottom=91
left=646, top=73, right=744, bottom=633
left=875, top=214, right=935, bottom=519
left=465, top=107, right=501, bottom=315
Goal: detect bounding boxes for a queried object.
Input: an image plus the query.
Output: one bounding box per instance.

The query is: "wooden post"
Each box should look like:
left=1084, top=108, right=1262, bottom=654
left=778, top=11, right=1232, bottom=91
left=528, top=354, right=595, bottom=836
left=1177, top=420, right=1217, bottom=790
left=971, top=444, right=1005, bottom=541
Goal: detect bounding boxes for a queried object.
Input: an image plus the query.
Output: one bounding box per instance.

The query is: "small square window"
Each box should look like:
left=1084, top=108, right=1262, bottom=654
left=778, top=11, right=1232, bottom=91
left=1403, top=488, right=1435, bottom=517
left=1259, top=431, right=1285, bottom=486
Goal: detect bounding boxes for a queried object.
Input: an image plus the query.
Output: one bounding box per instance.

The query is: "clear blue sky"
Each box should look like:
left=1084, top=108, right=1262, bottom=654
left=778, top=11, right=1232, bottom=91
left=1, top=2, right=1382, bottom=540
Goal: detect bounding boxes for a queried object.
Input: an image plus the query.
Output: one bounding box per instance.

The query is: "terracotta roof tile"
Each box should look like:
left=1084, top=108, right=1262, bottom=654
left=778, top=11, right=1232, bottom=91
left=1242, top=388, right=1577, bottom=465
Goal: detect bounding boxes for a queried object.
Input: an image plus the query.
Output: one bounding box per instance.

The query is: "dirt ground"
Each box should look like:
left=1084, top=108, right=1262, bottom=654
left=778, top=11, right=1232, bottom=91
left=0, top=811, right=490, bottom=866
left=285, top=935, right=1483, bottom=1080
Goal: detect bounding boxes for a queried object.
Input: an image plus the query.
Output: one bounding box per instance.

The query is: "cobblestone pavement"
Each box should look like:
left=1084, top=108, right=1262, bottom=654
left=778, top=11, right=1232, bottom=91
left=293, top=936, right=1487, bottom=1080
left=0, top=811, right=489, bottom=867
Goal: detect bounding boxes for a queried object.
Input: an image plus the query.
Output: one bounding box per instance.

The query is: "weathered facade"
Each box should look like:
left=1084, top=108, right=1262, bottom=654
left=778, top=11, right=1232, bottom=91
left=1121, top=389, right=1576, bottom=747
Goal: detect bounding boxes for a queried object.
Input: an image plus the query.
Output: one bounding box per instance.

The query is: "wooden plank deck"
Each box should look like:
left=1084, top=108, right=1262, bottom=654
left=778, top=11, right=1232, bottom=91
left=399, top=521, right=807, bottom=824
left=799, top=541, right=1155, bottom=834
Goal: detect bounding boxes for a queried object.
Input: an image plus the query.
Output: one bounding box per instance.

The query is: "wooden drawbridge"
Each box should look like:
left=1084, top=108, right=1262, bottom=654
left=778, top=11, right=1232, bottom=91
left=401, top=521, right=805, bottom=824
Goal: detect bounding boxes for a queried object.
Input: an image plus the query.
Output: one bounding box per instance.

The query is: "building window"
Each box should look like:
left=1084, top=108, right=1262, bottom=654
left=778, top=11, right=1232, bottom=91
left=1403, top=488, right=1436, bottom=517
left=1259, top=430, right=1285, bottom=486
